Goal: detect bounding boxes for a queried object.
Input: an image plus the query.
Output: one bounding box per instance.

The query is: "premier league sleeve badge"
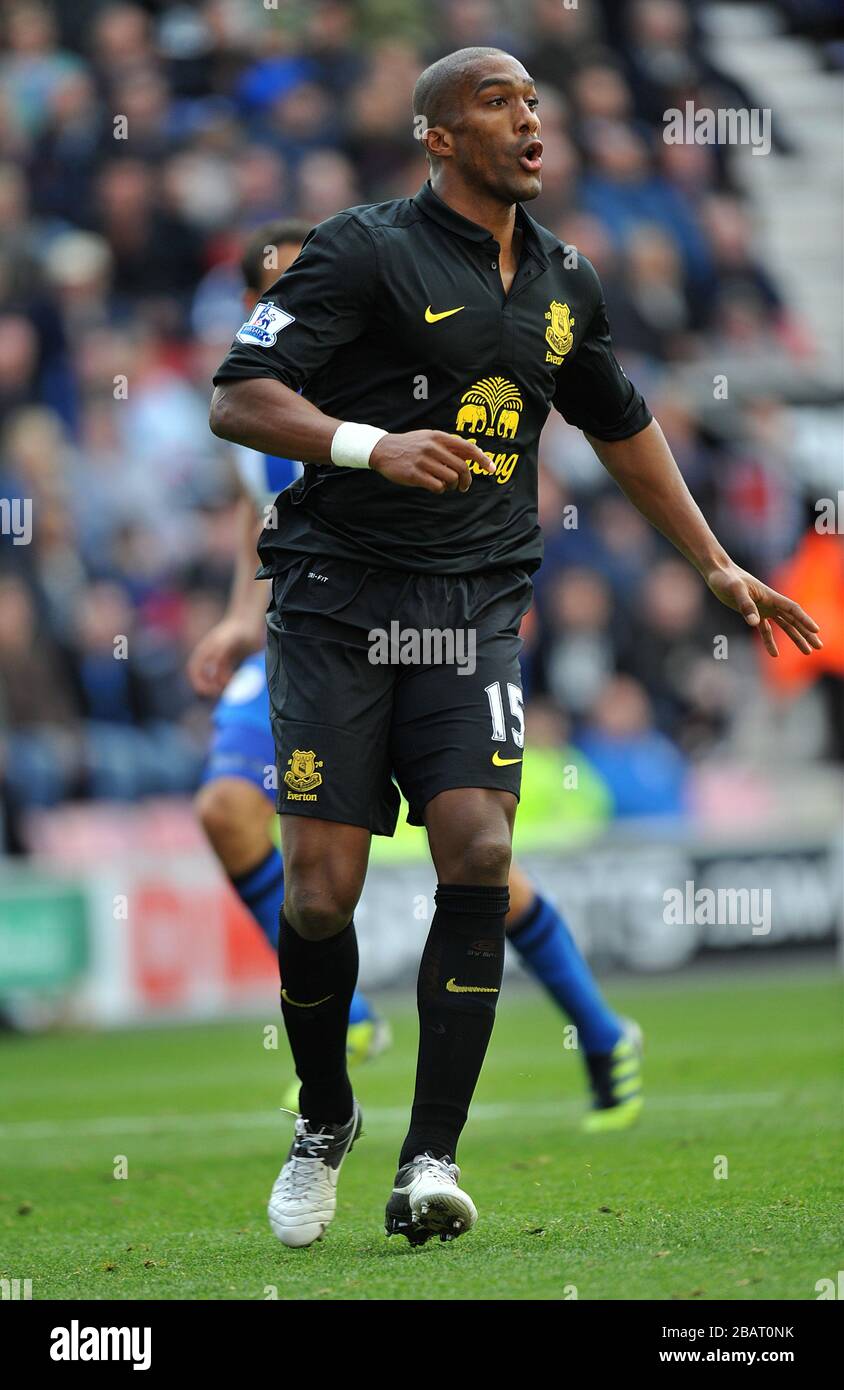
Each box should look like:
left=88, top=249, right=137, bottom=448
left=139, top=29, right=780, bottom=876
left=235, top=301, right=296, bottom=348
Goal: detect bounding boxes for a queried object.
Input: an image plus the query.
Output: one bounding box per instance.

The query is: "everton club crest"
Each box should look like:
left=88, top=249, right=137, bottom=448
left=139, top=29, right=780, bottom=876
left=544, top=301, right=574, bottom=365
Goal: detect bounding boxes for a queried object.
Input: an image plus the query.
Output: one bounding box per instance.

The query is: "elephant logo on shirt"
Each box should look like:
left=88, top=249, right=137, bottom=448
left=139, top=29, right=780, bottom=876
left=496, top=409, right=520, bottom=438
left=455, top=376, right=523, bottom=440
left=452, top=376, right=523, bottom=486
left=456, top=402, right=487, bottom=432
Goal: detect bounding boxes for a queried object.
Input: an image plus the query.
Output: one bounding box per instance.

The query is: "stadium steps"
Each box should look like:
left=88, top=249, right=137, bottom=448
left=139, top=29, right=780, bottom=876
left=702, top=3, right=844, bottom=389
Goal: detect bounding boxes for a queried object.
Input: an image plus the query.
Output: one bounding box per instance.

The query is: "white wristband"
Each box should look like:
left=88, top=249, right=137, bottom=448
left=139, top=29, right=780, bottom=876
left=330, top=421, right=387, bottom=469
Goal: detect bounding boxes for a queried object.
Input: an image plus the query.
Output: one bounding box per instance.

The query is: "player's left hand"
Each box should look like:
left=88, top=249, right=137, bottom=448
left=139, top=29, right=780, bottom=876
left=704, top=563, right=823, bottom=658
left=188, top=616, right=263, bottom=696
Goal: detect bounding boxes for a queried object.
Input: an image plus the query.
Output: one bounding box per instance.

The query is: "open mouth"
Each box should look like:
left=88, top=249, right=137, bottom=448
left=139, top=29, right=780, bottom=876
left=518, top=139, right=543, bottom=174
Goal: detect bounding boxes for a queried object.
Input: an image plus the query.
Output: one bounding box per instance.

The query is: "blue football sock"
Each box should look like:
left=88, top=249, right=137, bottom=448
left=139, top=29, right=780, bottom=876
left=231, top=846, right=285, bottom=949
left=230, top=845, right=374, bottom=1022
left=508, top=894, right=622, bottom=1055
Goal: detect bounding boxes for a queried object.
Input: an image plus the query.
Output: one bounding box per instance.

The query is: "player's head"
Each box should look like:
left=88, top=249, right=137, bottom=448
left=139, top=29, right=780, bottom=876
left=412, top=48, right=542, bottom=206
left=240, top=219, right=312, bottom=309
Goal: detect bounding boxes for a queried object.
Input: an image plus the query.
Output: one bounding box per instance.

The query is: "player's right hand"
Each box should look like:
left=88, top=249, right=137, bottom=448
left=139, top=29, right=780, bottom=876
left=369, top=430, right=496, bottom=494
left=187, top=617, right=263, bottom=698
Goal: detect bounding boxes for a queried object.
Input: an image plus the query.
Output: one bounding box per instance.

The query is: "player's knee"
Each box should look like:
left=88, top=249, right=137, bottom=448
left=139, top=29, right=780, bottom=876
left=282, top=849, right=360, bottom=941
left=283, top=884, right=355, bottom=942
left=441, top=831, right=512, bottom=887
left=281, top=826, right=366, bottom=940
left=196, top=779, right=237, bottom=842
left=195, top=779, right=261, bottom=861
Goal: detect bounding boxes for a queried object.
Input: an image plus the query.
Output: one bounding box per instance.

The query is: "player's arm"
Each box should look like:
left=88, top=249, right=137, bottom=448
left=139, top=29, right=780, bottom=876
left=587, top=420, right=822, bottom=657
left=553, top=261, right=822, bottom=658
left=209, top=213, right=494, bottom=494
left=187, top=494, right=268, bottom=697
left=210, top=376, right=493, bottom=495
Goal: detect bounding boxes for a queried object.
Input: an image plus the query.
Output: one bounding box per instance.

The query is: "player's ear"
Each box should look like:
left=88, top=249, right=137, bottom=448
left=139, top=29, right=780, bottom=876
left=424, top=125, right=454, bottom=161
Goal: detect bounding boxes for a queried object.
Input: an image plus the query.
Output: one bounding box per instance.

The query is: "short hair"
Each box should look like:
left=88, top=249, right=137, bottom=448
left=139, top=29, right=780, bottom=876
left=412, top=46, right=511, bottom=136
left=240, top=219, right=312, bottom=291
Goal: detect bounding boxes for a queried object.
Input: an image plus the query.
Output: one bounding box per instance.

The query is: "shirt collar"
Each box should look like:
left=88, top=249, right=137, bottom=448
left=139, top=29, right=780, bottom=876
left=413, top=180, right=549, bottom=267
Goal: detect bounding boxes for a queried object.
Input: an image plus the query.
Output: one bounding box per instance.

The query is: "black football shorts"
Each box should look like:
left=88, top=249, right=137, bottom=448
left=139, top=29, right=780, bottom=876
left=265, top=554, right=532, bottom=835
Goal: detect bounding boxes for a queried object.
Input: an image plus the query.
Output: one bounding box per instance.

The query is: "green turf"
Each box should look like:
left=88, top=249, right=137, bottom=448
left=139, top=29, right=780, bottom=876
left=1, top=964, right=841, bottom=1301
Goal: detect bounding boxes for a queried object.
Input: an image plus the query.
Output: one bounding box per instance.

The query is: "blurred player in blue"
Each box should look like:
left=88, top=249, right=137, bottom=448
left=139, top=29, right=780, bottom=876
left=189, top=220, right=643, bottom=1129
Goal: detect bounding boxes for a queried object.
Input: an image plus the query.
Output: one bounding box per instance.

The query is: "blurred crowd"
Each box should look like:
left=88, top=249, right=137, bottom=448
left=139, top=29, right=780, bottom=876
left=0, top=0, right=842, bottom=850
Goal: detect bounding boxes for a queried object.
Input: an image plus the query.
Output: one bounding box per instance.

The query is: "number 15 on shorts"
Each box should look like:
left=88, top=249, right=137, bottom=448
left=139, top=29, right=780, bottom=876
left=485, top=680, right=524, bottom=764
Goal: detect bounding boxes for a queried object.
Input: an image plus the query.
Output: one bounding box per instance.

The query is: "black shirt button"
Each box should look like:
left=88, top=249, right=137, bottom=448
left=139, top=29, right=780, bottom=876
left=490, top=260, right=498, bottom=269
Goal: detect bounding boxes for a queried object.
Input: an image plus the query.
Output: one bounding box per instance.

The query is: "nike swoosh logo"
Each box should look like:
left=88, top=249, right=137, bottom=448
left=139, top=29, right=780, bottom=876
left=491, top=751, right=522, bottom=766
left=281, top=987, right=334, bottom=1008
left=446, top=978, right=499, bottom=994
left=425, top=304, right=464, bottom=323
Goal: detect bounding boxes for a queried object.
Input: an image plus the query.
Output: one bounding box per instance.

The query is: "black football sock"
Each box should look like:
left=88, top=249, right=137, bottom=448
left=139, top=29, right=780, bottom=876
left=399, top=883, right=508, bottom=1167
left=277, top=910, right=357, bottom=1126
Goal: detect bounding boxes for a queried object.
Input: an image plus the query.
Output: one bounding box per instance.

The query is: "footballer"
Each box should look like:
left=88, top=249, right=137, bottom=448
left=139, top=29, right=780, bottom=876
left=209, top=49, right=821, bottom=1248
left=194, top=221, right=648, bottom=1127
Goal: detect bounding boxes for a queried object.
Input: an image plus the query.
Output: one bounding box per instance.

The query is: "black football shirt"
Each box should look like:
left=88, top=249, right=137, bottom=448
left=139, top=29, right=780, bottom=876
left=213, top=180, right=652, bottom=576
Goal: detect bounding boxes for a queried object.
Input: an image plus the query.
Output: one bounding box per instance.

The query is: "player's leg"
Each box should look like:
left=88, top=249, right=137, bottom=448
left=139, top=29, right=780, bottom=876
left=264, top=558, right=400, bottom=1247
left=506, top=860, right=643, bottom=1129
left=405, top=785, right=513, bottom=1161
left=196, top=654, right=286, bottom=947
left=196, top=654, right=384, bottom=1053
left=269, top=813, right=370, bottom=1248
left=277, top=814, right=371, bottom=1124
left=506, top=862, right=619, bottom=1049
left=388, top=786, right=514, bottom=1242
left=196, top=775, right=283, bottom=946
left=384, top=786, right=513, bottom=1243
left=385, top=573, right=530, bottom=1243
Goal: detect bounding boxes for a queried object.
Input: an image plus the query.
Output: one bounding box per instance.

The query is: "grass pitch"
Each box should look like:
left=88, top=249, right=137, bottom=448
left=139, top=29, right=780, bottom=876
left=1, top=962, right=841, bottom=1301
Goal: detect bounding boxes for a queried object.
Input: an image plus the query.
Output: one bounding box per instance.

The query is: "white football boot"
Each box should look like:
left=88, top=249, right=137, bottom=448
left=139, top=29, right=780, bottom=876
left=268, top=1101, right=362, bottom=1248
left=385, top=1153, right=478, bottom=1245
